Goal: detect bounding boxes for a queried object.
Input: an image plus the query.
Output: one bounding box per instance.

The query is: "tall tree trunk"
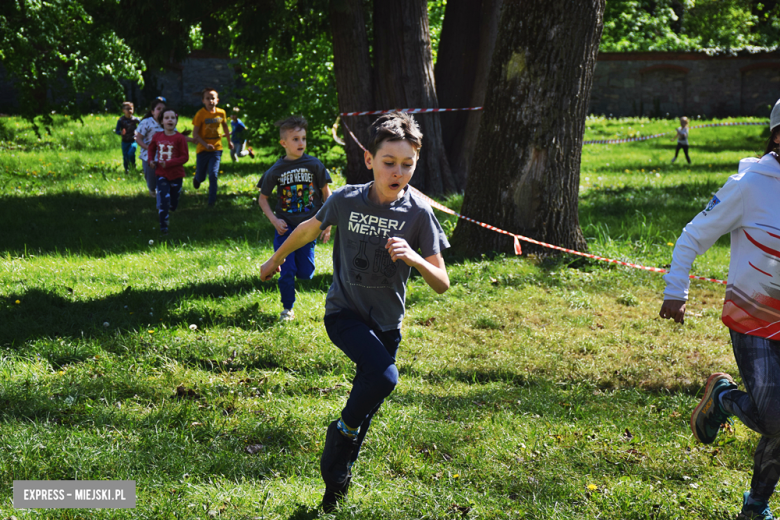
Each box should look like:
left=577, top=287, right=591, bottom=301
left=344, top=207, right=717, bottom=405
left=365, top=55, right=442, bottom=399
left=330, top=0, right=374, bottom=185
left=435, top=0, right=503, bottom=188
left=451, top=0, right=604, bottom=256
left=373, top=0, right=459, bottom=196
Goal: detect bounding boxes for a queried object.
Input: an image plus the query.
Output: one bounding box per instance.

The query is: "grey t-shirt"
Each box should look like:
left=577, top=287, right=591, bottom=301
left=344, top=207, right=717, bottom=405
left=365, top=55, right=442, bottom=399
left=258, top=154, right=332, bottom=227
left=317, top=183, right=450, bottom=331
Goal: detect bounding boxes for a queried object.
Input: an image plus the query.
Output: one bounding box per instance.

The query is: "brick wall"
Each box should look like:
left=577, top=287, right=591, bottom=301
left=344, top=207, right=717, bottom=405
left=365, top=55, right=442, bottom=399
left=590, top=51, right=780, bottom=118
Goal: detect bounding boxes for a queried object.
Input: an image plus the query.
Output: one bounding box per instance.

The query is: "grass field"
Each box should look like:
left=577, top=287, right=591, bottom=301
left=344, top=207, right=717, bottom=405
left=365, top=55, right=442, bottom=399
left=0, top=113, right=771, bottom=519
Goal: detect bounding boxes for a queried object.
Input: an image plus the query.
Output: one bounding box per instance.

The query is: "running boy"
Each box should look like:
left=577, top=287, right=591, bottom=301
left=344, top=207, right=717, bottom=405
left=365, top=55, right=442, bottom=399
left=258, top=115, right=332, bottom=321
left=192, top=89, right=232, bottom=206
left=148, top=108, right=189, bottom=234
left=230, top=107, right=254, bottom=162
left=660, top=100, right=780, bottom=520
left=260, top=112, right=450, bottom=511
left=114, top=101, right=140, bottom=173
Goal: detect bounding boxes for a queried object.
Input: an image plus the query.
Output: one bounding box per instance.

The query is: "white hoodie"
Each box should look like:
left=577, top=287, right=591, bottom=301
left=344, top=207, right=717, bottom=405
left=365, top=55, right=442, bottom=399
left=664, top=153, right=780, bottom=339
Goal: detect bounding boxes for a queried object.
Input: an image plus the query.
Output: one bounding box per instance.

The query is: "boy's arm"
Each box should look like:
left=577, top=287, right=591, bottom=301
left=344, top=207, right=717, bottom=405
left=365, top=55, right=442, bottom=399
left=319, top=185, right=333, bottom=243
left=115, top=119, right=123, bottom=136
left=258, top=193, right=289, bottom=235
left=222, top=120, right=234, bottom=150
left=385, top=238, right=449, bottom=294
left=260, top=217, right=323, bottom=280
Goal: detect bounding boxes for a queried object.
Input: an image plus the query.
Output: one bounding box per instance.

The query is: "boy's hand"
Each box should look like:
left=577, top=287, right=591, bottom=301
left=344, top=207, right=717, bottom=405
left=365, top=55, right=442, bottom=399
left=319, top=225, right=332, bottom=243
left=659, top=299, right=686, bottom=324
left=260, top=258, right=282, bottom=281
left=272, top=217, right=289, bottom=236
left=206, top=143, right=215, bottom=151
left=228, top=141, right=235, bottom=150
left=158, top=161, right=166, bottom=169
left=386, top=237, right=422, bottom=267
left=121, top=128, right=126, bottom=135
left=149, top=161, right=157, bottom=169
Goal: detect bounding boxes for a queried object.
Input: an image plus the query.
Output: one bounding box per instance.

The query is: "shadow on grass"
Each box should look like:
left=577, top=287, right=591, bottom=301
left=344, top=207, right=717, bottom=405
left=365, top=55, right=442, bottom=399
left=286, top=504, right=321, bottom=520
left=0, top=190, right=276, bottom=257
left=1, top=273, right=332, bottom=345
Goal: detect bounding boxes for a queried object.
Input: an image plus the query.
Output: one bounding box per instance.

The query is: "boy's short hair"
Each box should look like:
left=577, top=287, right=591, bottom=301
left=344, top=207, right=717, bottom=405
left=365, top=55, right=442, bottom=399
left=122, top=101, right=134, bottom=110
left=367, top=112, right=423, bottom=155
left=201, top=88, right=218, bottom=99
left=275, top=115, right=308, bottom=139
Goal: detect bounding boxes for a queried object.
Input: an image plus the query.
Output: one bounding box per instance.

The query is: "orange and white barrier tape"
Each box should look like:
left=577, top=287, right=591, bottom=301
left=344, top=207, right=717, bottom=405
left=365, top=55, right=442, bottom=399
left=340, top=107, right=483, bottom=117
left=335, top=116, right=727, bottom=285
left=584, top=121, right=767, bottom=145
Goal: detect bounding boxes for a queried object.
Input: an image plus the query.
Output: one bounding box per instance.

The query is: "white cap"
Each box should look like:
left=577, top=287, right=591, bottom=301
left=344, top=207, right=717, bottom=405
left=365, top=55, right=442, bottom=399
left=771, top=98, right=780, bottom=132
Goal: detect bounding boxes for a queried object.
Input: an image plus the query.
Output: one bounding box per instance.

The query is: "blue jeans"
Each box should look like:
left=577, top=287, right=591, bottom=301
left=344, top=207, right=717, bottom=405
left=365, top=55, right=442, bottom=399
left=722, top=330, right=780, bottom=502
left=156, top=177, right=182, bottom=231
left=195, top=151, right=222, bottom=205
left=324, top=308, right=402, bottom=465
left=273, top=225, right=316, bottom=309
left=142, top=160, right=156, bottom=194
left=121, top=141, right=137, bottom=172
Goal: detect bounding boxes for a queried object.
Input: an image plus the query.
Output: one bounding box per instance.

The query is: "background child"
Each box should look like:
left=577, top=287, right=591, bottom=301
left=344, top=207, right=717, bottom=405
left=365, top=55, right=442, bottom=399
left=114, top=101, right=140, bottom=173
left=135, top=97, right=167, bottom=197
left=257, top=115, right=332, bottom=321
left=230, top=107, right=254, bottom=162
left=148, top=108, right=189, bottom=234
left=671, top=116, right=691, bottom=164
left=192, top=89, right=232, bottom=207
left=660, top=100, right=780, bottom=520
left=260, top=112, right=450, bottom=511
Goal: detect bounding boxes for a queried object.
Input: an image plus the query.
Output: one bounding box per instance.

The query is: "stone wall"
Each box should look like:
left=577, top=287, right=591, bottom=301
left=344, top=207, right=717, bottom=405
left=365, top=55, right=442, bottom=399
left=589, top=50, right=780, bottom=118
left=126, top=51, right=240, bottom=114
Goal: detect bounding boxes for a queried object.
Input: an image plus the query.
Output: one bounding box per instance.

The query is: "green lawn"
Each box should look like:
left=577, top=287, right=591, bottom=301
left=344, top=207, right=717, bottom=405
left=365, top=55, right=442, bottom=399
left=0, top=113, right=770, bottom=519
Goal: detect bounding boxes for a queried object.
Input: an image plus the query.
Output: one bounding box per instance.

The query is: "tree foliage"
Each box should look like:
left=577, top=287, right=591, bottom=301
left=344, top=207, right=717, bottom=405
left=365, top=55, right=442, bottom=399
left=0, top=0, right=144, bottom=128
left=601, top=0, right=780, bottom=52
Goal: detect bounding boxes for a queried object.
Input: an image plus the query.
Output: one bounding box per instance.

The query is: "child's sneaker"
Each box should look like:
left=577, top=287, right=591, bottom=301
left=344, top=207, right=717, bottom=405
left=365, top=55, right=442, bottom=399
left=193, top=177, right=201, bottom=189
left=690, top=372, right=737, bottom=444
left=247, top=146, right=255, bottom=159
left=320, top=420, right=356, bottom=511
left=279, top=309, right=295, bottom=321
left=671, top=157, right=677, bottom=163
left=738, top=492, right=774, bottom=520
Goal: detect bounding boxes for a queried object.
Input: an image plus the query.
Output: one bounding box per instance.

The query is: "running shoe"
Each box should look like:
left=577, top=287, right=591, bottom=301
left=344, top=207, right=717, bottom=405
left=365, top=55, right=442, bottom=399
left=738, top=492, right=774, bottom=520
left=320, top=420, right=356, bottom=510
left=690, top=372, right=737, bottom=444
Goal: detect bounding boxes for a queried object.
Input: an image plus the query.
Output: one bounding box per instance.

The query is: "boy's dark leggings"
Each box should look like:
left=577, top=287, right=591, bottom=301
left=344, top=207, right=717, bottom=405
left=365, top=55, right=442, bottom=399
left=674, top=143, right=691, bottom=163
left=156, top=177, right=182, bottom=230
left=722, top=330, right=780, bottom=502
left=324, top=309, right=401, bottom=465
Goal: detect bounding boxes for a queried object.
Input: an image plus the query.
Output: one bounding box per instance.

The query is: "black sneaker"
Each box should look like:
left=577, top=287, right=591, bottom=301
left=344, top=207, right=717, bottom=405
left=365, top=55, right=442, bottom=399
left=322, top=475, right=351, bottom=513
left=193, top=178, right=201, bottom=189
left=320, top=420, right=356, bottom=507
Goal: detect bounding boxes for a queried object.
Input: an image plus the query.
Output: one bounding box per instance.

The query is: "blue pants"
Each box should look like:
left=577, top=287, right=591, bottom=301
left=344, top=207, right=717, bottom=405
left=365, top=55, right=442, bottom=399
left=324, top=308, right=401, bottom=465
left=273, top=225, right=316, bottom=309
left=142, top=160, right=156, bottom=195
left=121, top=141, right=137, bottom=172
left=195, top=151, right=222, bottom=205
left=722, top=330, right=780, bottom=502
left=156, top=177, right=182, bottom=231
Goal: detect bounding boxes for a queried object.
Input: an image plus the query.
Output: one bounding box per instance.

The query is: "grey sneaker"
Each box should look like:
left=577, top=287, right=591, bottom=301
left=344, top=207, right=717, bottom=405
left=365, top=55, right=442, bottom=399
left=320, top=420, right=356, bottom=511
left=738, top=492, right=774, bottom=520
left=690, top=373, right=737, bottom=444
left=279, top=309, right=295, bottom=321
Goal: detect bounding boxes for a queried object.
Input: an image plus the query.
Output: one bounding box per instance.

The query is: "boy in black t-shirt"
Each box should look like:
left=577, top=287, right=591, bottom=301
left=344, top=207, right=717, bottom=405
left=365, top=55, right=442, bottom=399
left=260, top=112, right=450, bottom=511
left=257, top=115, right=332, bottom=321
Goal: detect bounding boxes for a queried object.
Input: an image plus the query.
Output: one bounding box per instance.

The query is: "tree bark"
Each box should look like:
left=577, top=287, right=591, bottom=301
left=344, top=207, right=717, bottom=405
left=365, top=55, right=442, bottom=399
left=373, top=0, right=459, bottom=196
left=435, top=0, right=503, bottom=188
left=330, top=0, right=375, bottom=185
left=451, top=0, right=604, bottom=256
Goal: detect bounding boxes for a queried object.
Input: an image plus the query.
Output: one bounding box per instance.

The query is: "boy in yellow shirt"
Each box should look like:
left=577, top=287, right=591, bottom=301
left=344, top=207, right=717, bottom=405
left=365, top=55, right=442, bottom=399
left=192, top=88, right=233, bottom=206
